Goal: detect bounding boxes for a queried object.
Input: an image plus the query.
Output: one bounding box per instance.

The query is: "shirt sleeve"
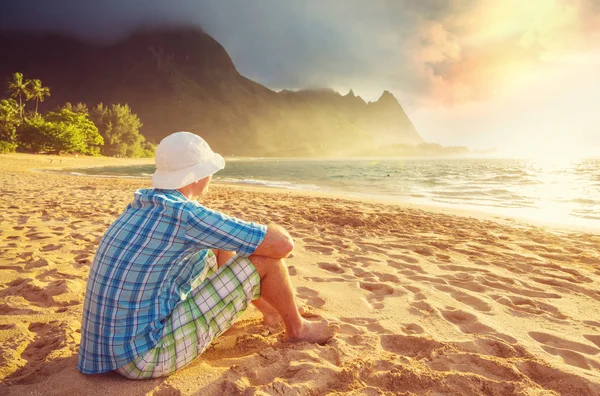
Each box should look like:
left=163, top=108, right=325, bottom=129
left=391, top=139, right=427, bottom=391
left=184, top=202, right=267, bottom=257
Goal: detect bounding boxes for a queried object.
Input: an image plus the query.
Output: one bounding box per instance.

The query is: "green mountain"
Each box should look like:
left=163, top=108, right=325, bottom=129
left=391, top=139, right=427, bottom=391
left=0, top=27, right=423, bottom=156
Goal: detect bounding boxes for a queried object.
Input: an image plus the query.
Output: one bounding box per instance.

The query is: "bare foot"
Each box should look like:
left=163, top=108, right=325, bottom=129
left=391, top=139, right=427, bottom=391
left=284, top=318, right=339, bottom=344
left=263, top=306, right=308, bottom=328
left=263, top=312, right=282, bottom=329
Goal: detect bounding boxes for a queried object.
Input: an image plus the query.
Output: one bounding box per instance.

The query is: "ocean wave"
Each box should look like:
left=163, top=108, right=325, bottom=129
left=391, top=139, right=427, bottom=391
left=217, top=178, right=321, bottom=190
left=571, top=198, right=599, bottom=205
left=46, top=158, right=600, bottom=228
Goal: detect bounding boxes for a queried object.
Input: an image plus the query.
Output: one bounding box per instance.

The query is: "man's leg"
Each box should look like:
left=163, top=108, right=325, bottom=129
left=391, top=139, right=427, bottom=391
left=213, top=249, right=300, bottom=327
left=249, top=255, right=338, bottom=344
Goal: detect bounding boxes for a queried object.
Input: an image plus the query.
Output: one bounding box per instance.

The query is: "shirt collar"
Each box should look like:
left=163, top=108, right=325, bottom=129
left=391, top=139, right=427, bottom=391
left=134, top=188, right=188, bottom=202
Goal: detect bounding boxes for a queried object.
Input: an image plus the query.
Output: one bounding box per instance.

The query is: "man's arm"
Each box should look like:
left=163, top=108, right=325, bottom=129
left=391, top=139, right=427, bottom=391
left=252, top=223, right=294, bottom=259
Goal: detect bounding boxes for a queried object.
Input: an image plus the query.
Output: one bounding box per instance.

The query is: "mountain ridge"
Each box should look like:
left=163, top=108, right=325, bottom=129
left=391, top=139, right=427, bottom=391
left=0, top=27, right=422, bottom=156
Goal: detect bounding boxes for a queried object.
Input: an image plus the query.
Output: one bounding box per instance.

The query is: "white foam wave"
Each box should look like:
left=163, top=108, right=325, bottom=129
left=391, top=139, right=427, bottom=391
left=218, top=178, right=320, bottom=190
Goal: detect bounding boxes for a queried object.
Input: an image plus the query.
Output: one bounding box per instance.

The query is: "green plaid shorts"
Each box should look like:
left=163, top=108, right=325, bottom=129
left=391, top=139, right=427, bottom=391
left=116, top=251, right=261, bottom=379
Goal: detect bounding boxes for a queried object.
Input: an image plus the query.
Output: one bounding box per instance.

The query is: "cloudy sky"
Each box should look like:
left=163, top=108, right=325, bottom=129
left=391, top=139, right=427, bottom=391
left=2, top=0, right=599, bottom=157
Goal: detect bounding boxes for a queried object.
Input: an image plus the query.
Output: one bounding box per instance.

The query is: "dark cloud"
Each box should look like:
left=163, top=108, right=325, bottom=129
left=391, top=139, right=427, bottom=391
left=1, top=0, right=598, bottom=105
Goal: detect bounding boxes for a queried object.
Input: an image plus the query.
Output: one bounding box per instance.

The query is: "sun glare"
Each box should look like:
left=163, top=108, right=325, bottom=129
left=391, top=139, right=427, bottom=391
left=506, top=139, right=589, bottom=164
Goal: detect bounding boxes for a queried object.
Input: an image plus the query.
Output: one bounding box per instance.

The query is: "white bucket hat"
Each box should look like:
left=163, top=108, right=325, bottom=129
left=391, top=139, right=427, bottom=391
left=152, top=132, right=225, bottom=189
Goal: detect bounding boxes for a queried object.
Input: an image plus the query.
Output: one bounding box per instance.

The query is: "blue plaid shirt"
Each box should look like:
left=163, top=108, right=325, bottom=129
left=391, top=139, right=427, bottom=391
left=78, top=189, right=267, bottom=374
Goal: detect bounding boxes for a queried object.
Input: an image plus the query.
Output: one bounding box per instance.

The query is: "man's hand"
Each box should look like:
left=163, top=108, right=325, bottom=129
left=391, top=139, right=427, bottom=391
left=252, top=223, right=294, bottom=259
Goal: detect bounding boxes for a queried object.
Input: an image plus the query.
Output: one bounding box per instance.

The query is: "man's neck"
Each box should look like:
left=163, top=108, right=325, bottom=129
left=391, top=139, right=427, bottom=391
left=177, top=187, right=193, bottom=200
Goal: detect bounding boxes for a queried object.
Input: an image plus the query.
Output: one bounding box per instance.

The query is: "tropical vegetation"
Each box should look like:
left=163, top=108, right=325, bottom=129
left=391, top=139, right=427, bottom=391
left=0, top=72, right=155, bottom=157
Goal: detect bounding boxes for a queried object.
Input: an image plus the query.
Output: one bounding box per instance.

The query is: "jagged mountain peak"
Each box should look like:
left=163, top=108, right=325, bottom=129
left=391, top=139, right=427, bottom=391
left=376, top=90, right=399, bottom=105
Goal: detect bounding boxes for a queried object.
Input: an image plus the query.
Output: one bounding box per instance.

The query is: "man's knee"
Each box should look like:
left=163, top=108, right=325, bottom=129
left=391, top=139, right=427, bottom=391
left=212, top=249, right=236, bottom=267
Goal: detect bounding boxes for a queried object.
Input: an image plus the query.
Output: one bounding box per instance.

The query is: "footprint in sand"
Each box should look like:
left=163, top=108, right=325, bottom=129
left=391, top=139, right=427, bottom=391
left=517, top=360, right=600, bottom=395
left=72, top=252, right=94, bottom=267
left=409, top=300, right=436, bottom=317
left=0, top=303, right=38, bottom=315
left=372, top=272, right=399, bottom=283
left=36, top=269, right=82, bottom=281
left=24, top=258, right=52, bottom=270
left=0, top=278, right=80, bottom=308
left=296, top=286, right=326, bottom=308
left=359, top=282, right=396, bottom=296
left=405, top=274, right=448, bottom=286
left=354, top=255, right=384, bottom=267
left=528, top=332, right=599, bottom=355
left=462, top=274, right=562, bottom=300
left=305, top=245, right=335, bottom=255
left=356, top=243, right=388, bottom=255
left=433, top=284, right=492, bottom=312
left=492, top=294, right=566, bottom=320
left=351, top=268, right=377, bottom=281
left=583, top=320, right=600, bottom=328
left=339, top=317, right=389, bottom=334
left=359, top=281, right=403, bottom=310
left=387, top=253, right=420, bottom=264
left=583, top=334, right=600, bottom=348
left=317, top=262, right=345, bottom=274
left=25, top=231, right=53, bottom=241
left=401, top=323, right=424, bottom=335
left=427, top=241, right=451, bottom=250
left=456, top=337, right=529, bottom=359
left=407, top=245, right=435, bottom=257
left=428, top=351, right=522, bottom=382
left=404, top=285, right=421, bottom=295
left=530, top=276, right=600, bottom=301
left=440, top=308, right=516, bottom=343
left=287, top=265, right=297, bottom=276
left=0, top=279, right=55, bottom=307
left=304, top=276, right=348, bottom=283
left=40, top=243, right=63, bottom=252
left=437, top=264, right=490, bottom=275
left=441, top=308, right=479, bottom=325
left=337, top=323, right=364, bottom=336
left=541, top=345, right=600, bottom=370
left=4, top=322, right=67, bottom=384
left=380, top=334, right=449, bottom=359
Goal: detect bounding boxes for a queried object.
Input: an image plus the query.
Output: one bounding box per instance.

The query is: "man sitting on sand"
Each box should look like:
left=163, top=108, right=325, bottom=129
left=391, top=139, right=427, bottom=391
left=78, top=131, right=338, bottom=379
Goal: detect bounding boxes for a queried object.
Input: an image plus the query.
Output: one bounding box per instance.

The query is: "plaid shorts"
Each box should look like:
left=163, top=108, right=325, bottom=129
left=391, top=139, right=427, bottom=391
left=116, top=251, right=261, bottom=379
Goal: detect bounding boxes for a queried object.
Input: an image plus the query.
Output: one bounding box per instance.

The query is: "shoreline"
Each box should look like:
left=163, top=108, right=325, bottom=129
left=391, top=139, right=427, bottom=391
left=29, top=153, right=600, bottom=234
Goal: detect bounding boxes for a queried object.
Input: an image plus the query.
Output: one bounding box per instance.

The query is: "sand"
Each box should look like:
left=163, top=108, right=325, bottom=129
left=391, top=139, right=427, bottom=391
left=0, top=153, right=599, bottom=396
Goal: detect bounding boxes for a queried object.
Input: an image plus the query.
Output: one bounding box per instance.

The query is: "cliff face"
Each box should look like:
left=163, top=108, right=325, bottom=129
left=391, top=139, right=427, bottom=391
left=0, top=27, right=423, bottom=156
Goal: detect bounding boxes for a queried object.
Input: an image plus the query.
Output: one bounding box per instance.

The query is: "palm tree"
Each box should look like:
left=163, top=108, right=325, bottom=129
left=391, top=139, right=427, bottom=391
left=29, top=79, right=51, bottom=114
left=6, top=72, right=31, bottom=119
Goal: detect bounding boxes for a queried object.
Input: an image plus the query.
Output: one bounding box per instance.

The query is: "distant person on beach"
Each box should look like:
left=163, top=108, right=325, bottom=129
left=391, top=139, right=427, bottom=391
left=78, top=131, right=338, bottom=379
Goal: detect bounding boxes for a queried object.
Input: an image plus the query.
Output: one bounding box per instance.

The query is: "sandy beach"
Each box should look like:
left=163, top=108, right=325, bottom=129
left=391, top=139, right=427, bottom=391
left=0, top=153, right=599, bottom=395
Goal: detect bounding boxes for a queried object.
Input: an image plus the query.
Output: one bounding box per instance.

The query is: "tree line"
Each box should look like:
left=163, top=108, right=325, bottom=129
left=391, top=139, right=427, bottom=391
left=0, top=72, right=155, bottom=157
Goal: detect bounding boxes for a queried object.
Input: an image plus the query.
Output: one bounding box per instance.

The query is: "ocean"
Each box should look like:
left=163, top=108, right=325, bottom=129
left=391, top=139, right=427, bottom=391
left=57, top=157, right=600, bottom=229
